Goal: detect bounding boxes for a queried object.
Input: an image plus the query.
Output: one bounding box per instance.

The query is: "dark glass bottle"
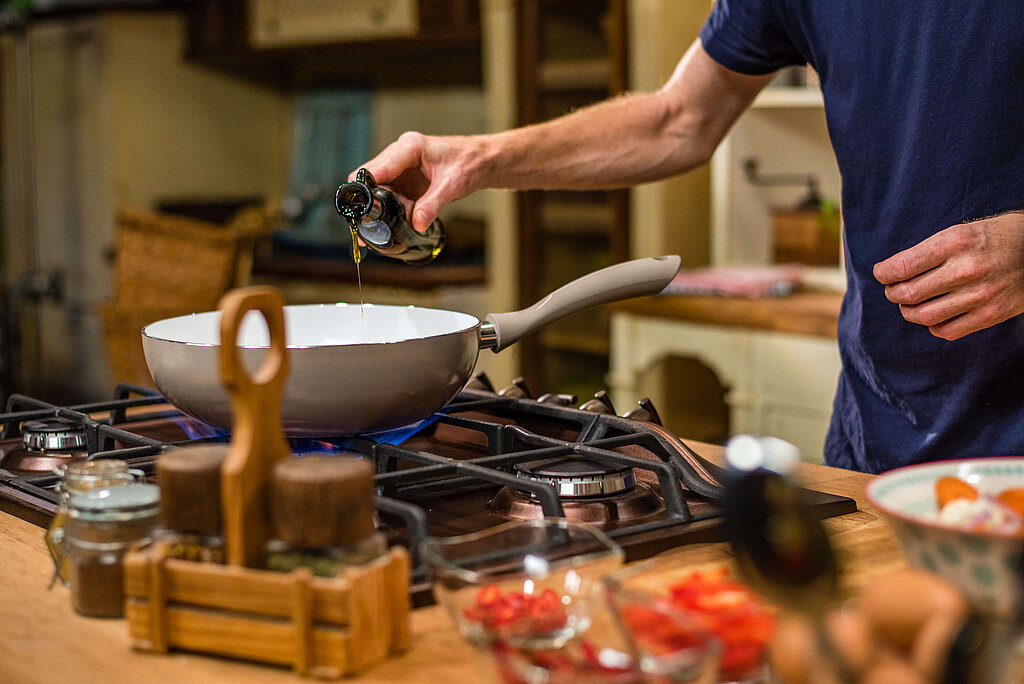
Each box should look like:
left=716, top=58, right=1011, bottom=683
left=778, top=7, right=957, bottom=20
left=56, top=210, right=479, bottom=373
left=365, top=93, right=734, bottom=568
left=335, top=168, right=446, bottom=265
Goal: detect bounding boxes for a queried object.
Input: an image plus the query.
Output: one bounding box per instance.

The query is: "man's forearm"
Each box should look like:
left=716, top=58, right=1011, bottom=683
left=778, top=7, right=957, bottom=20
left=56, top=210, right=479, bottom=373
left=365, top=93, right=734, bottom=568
left=360, top=40, right=771, bottom=230
left=465, top=40, right=770, bottom=194
left=467, top=90, right=708, bottom=192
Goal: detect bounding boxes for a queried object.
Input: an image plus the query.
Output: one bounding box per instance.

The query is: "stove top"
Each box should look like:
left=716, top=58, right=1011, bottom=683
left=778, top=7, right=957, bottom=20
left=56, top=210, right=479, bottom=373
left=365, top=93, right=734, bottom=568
left=0, top=375, right=857, bottom=604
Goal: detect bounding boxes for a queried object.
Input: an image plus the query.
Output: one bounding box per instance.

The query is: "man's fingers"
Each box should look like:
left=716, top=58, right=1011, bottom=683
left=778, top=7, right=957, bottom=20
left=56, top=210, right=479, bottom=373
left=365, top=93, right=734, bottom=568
left=883, top=268, right=950, bottom=305
left=411, top=187, right=449, bottom=232
left=898, top=294, right=971, bottom=328
left=357, top=132, right=426, bottom=185
left=411, top=173, right=467, bottom=231
left=873, top=228, right=958, bottom=285
left=900, top=297, right=1010, bottom=341
left=927, top=310, right=986, bottom=341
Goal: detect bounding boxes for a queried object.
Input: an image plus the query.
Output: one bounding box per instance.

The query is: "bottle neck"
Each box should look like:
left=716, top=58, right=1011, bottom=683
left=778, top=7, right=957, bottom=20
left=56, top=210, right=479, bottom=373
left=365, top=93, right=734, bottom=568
left=336, top=181, right=382, bottom=223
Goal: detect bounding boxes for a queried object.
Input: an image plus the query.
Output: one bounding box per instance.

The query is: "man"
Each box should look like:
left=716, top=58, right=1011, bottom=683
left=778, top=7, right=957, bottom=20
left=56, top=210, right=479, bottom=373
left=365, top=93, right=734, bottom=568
left=357, top=1, right=1024, bottom=473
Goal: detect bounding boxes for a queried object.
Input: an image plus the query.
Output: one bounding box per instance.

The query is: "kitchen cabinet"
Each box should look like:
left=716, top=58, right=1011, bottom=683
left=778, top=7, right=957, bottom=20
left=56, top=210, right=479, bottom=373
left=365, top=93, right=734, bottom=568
left=609, top=293, right=843, bottom=463
left=675, top=83, right=843, bottom=457
left=513, top=0, right=629, bottom=398
left=177, top=0, right=482, bottom=90
left=712, top=82, right=842, bottom=280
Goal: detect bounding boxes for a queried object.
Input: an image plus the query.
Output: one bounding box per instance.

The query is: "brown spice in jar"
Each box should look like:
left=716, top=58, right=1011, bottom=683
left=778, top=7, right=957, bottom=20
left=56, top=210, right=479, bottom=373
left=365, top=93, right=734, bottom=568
left=65, top=485, right=160, bottom=619
left=69, top=553, right=126, bottom=618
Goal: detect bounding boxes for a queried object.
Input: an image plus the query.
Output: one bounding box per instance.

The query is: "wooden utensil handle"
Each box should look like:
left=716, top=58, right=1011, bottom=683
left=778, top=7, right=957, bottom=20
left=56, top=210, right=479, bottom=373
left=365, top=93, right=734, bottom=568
left=217, top=286, right=293, bottom=568
left=218, top=287, right=289, bottom=394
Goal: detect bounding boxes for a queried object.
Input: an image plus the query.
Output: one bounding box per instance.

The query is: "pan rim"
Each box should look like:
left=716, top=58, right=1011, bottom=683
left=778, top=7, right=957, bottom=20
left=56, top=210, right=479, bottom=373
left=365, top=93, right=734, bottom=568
left=141, top=302, right=482, bottom=349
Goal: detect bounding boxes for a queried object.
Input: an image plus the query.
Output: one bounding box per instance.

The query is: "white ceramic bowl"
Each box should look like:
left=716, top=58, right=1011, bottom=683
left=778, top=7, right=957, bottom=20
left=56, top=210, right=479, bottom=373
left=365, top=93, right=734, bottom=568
left=866, top=457, right=1024, bottom=617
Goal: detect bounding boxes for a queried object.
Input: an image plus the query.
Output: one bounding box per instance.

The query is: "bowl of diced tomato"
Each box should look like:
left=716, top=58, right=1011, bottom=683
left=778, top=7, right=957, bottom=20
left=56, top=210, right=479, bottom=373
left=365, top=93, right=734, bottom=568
left=866, top=456, right=1024, bottom=617
left=422, top=519, right=625, bottom=650
left=605, top=561, right=776, bottom=683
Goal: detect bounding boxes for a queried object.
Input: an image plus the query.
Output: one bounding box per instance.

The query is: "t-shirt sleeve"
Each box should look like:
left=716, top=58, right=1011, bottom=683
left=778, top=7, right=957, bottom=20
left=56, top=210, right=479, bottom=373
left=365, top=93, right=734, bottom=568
left=700, top=0, right=806, bottom=75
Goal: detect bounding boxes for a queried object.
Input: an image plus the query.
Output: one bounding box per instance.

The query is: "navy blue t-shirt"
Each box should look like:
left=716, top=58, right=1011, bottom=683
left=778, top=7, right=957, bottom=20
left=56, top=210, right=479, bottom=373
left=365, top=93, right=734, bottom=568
left=701, top=1, right=1024, bottom=473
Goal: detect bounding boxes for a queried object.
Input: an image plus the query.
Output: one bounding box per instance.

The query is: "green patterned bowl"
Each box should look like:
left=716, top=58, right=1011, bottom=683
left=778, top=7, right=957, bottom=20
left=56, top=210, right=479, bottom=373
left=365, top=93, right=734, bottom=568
left=866, top=457, right=1024, bottom=617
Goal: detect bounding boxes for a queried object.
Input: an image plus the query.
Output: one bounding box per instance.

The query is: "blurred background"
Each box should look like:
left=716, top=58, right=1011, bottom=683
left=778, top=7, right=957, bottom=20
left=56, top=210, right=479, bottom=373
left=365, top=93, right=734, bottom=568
left=0, top=0, right=842, bottom=456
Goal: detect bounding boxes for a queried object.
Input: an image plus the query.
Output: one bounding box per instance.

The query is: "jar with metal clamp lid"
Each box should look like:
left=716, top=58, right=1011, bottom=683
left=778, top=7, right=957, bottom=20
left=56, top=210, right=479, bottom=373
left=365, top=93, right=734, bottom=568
left=45, top=459, right=145, bottom=586
left=66, top=484, right=160, bottom=617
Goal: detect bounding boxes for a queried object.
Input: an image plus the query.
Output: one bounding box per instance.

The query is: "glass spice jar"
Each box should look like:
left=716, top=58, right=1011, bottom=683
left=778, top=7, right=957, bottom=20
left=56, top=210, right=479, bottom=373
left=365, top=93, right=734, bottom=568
left=45, top=459, right=144, bottom=586
left=66, top=484, right=160, bottom=618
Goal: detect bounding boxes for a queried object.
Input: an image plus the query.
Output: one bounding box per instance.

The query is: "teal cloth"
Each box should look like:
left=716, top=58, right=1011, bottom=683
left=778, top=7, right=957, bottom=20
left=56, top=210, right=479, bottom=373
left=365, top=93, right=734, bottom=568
left=284, top=90, right=371, bottom=249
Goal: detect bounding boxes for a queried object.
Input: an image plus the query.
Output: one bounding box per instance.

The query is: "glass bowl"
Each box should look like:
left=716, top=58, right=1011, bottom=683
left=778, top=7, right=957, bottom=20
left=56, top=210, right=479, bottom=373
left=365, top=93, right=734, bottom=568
left=487, top=593, right=642, bottom=684
left=422, top=519, right=625, bottom=650
left=606, top=557, right=775, bottom=684
left=603, top=579, right=721, bottom=683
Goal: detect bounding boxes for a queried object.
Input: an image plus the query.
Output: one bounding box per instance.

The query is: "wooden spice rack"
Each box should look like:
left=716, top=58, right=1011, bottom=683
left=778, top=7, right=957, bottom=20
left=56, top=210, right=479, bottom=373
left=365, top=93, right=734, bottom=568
left=123, top=541, right=410, bottom=678
left=121, top=286, right=411, bottom=678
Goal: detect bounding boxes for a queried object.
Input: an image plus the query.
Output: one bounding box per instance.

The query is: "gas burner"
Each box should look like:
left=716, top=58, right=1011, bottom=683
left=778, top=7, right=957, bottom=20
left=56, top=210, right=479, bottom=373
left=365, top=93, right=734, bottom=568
left=0, top=418, right=89, bottom=475
left=489, top=482, right=664, bottom=525
left=486, top=456, right=665, bottom=526
left=514, top=457, right=635, bottom=497
left=22, top=418, right=88, bottom=452
left=0, top=380, right=860, bottom=602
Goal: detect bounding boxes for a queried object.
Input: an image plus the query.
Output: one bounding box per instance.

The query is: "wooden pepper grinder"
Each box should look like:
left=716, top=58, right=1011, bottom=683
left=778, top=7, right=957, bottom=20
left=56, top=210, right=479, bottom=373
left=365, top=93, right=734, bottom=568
left=217, top=286, right=292, bottom=568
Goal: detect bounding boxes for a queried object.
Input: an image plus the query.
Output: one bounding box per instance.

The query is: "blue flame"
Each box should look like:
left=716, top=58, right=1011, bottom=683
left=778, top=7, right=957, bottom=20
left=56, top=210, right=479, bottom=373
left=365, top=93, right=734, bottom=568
left=174, top=410, right=443, bottom=454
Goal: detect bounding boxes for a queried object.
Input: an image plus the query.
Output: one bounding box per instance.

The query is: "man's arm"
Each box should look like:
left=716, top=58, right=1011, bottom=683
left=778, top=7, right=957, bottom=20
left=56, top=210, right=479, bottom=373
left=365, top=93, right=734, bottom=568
left=360, top=39, right=774, bottom=231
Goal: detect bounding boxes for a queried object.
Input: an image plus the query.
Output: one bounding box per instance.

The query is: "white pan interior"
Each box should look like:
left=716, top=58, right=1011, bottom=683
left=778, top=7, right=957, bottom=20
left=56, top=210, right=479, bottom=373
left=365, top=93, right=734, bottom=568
left=142, top=303, right=481, bottom=347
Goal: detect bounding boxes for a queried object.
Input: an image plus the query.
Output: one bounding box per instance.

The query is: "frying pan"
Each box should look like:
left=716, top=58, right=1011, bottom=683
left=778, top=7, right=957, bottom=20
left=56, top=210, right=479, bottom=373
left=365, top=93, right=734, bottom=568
left=141, top=255, right=680, bottom=437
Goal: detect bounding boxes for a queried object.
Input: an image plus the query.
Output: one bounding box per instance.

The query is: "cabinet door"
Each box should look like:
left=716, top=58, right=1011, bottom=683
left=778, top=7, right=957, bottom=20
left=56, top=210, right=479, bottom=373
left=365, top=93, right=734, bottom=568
left=515, top=0, right=629, bottom=398
left=755, top=332, right=841, bottom=462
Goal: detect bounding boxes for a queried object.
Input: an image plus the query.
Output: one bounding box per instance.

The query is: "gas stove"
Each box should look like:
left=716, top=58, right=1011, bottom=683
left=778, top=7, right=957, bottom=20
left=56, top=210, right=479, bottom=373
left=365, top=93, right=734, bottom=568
left=0, top=375, right=856, bottom=604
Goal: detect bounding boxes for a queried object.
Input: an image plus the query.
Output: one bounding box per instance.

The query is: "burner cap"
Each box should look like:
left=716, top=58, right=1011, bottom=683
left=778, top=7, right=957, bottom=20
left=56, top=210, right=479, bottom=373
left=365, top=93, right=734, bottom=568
left=22, top=418, right=88, bottom=453
left=515, top=457, right=635, bottom=497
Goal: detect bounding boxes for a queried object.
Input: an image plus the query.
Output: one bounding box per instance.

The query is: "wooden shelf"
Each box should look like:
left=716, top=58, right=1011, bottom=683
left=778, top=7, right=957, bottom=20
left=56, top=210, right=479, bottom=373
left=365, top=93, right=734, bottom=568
left=516, top=0, right=628, bottom=392
left=539, top=202, right=616, bottom=234
left=751, top=86, right=824, bottom=109
left=538, top=58, right=610, bottom=91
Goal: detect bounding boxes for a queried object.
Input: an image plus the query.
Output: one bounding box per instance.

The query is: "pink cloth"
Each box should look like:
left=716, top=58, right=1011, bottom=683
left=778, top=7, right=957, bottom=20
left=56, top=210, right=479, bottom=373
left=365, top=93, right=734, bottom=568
left=660, top=265, right=803, bottom=298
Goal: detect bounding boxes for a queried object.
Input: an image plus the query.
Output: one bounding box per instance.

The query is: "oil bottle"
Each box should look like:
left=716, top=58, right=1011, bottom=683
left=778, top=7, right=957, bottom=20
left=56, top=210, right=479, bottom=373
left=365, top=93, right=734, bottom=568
left=335, top=168, right=445, bottom=265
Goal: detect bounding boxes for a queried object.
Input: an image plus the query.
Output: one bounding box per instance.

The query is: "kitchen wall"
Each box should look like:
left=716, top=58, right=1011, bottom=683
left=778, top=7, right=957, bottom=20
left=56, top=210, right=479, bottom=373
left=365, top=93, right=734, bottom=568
left=0, top=10, right=489, bottom=401
left=1, top=12, right=293, bottom=401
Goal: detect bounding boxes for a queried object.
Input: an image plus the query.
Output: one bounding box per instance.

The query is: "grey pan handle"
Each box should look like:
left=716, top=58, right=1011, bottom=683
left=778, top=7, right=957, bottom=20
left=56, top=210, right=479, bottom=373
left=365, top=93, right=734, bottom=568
left=480, top=255, right=681, bottom=353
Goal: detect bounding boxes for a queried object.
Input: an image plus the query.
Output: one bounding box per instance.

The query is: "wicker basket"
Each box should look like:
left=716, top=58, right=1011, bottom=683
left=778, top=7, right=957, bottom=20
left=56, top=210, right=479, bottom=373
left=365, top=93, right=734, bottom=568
left=102, top=206, right=279, bottom=388
left=112, top=208, right=244, bottom=311
left=100, top=303, right=194, bottom=389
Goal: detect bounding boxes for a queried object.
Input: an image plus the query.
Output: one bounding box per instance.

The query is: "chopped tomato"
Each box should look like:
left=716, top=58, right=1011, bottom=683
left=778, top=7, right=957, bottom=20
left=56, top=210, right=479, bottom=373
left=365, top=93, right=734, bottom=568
left=995, top=488, right=1024, bottom=517
left=463, top=585, right=569, bottom=635
left=935, top=476, right=978, bottom=509
left=656, top=570, right=776, bottom=680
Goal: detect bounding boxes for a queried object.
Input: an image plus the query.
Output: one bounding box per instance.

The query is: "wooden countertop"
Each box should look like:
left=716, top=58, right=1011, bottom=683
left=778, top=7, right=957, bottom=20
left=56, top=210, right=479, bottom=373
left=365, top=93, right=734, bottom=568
left=0, top=447, right=901, bottom=683
left=610, top=291, right=843, bottom=339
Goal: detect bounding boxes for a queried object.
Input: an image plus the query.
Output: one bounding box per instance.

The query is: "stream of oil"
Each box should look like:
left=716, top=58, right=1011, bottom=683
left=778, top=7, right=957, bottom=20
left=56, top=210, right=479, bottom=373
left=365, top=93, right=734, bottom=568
left=344, top=217, right=365, bottom=318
